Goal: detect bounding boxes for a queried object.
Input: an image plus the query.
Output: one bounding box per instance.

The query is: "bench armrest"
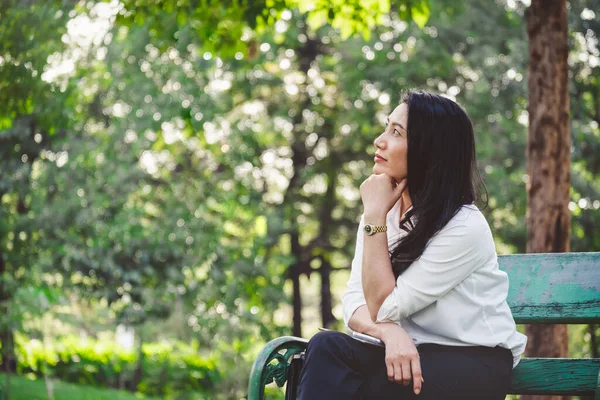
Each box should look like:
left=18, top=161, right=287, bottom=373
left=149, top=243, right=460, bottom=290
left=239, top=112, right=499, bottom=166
left=247, top=336, right=308, bottom=400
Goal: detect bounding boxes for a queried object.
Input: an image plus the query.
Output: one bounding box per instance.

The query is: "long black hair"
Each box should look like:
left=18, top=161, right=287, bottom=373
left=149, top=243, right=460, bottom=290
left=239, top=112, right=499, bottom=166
left=390, top=89, right=488, bottom=279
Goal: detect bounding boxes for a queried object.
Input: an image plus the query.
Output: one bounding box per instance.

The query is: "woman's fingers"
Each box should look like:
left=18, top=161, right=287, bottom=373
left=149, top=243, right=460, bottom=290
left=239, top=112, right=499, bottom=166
left=393, top=361, right=403, bottom=383
left=401, top=359, right=412, bottom=386
left=389, top=356, right=423, bottom=394
left=411, top=358, right=423, bottom=394
left=379, top=324, right=423, bottom=392
left=385, top=358, right=395, bottom=382
left=386, top=356, right=405, bottom=384
left=388, top=357, right=414, bottom=386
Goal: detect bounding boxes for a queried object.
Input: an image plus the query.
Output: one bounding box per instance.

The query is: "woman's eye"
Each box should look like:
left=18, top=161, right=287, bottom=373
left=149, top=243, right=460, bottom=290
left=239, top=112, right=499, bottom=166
left=384, top=123, right=402, bottom=137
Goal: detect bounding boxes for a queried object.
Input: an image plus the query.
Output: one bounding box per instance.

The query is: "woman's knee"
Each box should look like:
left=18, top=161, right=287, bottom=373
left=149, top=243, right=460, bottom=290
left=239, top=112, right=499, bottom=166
left=299, top=331, right=365, bottom=399
left=305, top=331, right=355, bottom=360
left=307, top=331, right=347, bottom=351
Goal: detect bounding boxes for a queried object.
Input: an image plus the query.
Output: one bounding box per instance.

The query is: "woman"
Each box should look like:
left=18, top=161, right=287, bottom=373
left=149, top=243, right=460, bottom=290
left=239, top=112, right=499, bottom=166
left=297, top=90, right=527, bottom=399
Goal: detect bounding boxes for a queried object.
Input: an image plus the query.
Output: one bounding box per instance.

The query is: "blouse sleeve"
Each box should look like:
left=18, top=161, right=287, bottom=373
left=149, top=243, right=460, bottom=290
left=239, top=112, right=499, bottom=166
left=376, top=211, right=493, bottom=323
left=341, top=215, right=367, bottom=328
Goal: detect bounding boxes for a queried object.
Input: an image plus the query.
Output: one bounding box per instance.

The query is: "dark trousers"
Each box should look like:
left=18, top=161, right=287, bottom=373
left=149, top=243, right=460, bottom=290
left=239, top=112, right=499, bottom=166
left=297, top=331, right=513, bottom=400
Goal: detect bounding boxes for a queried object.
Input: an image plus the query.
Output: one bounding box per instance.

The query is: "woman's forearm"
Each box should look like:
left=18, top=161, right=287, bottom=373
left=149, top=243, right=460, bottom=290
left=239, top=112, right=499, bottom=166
left=362, top=212, right=396, bottom=321
left=348, top=305, right=405, bottom=343
left=348, top=305, right=384, bottom=338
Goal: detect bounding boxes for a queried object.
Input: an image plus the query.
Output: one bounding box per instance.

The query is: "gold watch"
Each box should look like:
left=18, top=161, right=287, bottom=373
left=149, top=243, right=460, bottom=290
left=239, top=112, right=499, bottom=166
left=364, top=223, right=387, bottom=236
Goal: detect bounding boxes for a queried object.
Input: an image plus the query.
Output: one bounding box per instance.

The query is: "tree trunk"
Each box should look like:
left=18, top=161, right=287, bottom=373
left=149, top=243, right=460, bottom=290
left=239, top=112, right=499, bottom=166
left=286, top=32, right=320, bottom=337
left=288, top=153, right=305, bottom=338
left=1, top=302, right=11, bottom=400
left=318, top=168, right=337, bottom=329
left=0, top=206, right=16, bottom=380
left=590, top=324, right=598, bottom=358
left=319, top=257, right=334, bottom=328
left=130, top=331, right=144, bottom=392
left=524, top=1, right=571, bottom=399
left=291, top=268, right=302, bottom=338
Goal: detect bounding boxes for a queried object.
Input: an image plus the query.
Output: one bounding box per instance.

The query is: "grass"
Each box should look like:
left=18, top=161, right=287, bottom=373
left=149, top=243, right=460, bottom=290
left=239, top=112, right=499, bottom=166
left=0, top=373, right=160, bottom=400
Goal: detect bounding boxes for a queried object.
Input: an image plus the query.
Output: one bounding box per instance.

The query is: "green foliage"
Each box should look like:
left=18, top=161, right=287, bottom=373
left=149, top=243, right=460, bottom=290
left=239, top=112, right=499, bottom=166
left=0, top=0, right=75, bottom=128
left=567, top=0, right=600, bottom=252
left=11, top=334, right=219, bottom=399
left=115, top=0, right=430, bottom=58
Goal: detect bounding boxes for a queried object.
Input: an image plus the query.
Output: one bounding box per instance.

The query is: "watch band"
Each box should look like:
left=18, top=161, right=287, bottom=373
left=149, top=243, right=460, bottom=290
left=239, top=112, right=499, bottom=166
left=364, top=223, right=387, bottom=236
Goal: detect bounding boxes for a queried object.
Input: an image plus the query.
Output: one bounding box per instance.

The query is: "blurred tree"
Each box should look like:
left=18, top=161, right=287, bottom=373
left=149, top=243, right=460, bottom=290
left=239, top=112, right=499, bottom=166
left=103, top=0, right=600, bottom=341
left=523, top=3, right=570, bottom=399
left=111, top=0, right=437, bottom=338
left=568, top=0, right=600, bottom=253
left=115, top=0, right=431, bottom=58
left=0, top=2, right=76, bottom=397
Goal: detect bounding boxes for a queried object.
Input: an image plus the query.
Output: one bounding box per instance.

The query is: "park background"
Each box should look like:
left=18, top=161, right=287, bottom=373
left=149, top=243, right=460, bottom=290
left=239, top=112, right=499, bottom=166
left=1, top=0, right=599, bottom=399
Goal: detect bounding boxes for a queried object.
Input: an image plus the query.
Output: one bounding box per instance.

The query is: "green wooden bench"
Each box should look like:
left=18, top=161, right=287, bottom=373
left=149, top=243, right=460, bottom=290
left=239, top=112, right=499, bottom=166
left=248, top=252, right=600, bottom=399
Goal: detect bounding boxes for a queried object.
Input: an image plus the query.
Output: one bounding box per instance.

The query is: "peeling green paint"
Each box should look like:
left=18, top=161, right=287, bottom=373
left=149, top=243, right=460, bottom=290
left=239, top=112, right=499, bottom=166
left=500, top=253, right=600, bottom=323
left=509, top=358, right=600, bottom=395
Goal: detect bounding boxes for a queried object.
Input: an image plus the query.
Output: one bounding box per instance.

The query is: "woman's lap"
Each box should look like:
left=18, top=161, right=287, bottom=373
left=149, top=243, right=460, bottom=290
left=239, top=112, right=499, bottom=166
left=386, top=343, right=512, bottom=399
left=298, top=331, right=513, bottom=400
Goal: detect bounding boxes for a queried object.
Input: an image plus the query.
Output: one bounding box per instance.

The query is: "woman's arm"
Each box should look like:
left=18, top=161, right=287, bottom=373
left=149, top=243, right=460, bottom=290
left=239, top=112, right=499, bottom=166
left=347, top=304, right=385, bottom=337
left=361, top=211, right=396, bottom=321
left=358, top=175, right=406, bottom=321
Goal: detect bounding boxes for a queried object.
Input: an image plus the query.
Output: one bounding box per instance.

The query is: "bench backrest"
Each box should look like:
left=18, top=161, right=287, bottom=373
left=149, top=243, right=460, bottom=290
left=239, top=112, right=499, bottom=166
left=499, top=252, right=600, bottom=324
left=499, top=253, right=600, bottom=397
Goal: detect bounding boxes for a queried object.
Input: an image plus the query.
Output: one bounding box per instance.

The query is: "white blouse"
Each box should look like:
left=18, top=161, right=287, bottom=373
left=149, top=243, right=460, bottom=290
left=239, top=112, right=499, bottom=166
left=341, top=201, right=527, bottom=368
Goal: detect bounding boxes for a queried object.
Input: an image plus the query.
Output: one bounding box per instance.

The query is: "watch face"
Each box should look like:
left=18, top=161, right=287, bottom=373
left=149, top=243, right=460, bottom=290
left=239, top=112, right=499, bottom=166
left=364, top=225, right=373, bottom=235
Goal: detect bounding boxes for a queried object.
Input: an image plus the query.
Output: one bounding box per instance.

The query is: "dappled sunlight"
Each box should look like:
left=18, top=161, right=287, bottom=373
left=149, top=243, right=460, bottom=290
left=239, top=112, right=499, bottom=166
left=2, top=0, right=599, bottom=398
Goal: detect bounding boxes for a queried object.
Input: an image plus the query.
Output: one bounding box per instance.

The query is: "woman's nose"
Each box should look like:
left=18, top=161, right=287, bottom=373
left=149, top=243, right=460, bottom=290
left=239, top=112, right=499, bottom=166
left=374, top=133, right=385, bottom=149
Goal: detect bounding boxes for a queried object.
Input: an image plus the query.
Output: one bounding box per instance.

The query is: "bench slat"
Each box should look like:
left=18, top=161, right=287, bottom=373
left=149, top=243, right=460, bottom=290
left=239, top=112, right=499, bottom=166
left=499, top=253, right=600, bottom=324
left=508, top=358, right=600, bottom=395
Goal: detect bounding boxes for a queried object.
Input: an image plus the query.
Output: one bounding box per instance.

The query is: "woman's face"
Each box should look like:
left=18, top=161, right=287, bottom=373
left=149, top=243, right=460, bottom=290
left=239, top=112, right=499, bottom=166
left=373, top=103, right=408, bottom=181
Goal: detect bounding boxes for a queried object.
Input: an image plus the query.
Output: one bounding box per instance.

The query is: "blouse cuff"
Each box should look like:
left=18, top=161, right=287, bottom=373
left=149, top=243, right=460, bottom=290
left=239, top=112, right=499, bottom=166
left=375, top=289, right=401, bottom=324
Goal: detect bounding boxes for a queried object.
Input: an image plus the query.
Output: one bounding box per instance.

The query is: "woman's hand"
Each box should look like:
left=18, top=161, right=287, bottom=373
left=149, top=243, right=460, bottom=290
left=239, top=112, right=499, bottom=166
left=378, top=322, right=424, bottom=395
left=360, top=175, right=407, bottom=218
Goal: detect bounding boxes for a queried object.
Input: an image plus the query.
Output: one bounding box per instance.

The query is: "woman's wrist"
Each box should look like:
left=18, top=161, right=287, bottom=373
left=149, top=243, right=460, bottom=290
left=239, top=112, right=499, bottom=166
left=364, top=211, right=387, bottom=224
left=377, top=322, right=404, bottom=342
left=360, top=322, right=384, bottom=338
